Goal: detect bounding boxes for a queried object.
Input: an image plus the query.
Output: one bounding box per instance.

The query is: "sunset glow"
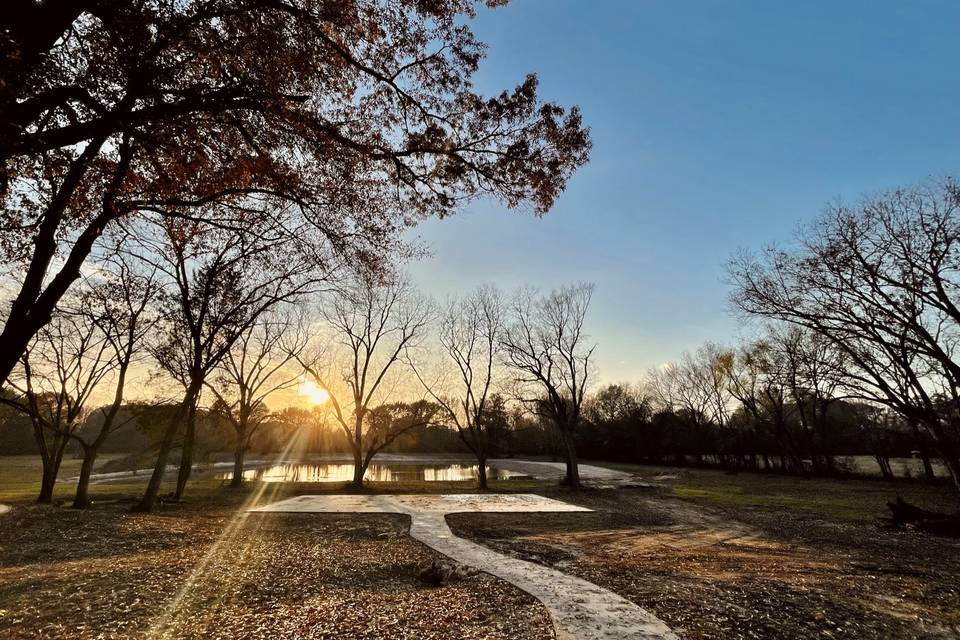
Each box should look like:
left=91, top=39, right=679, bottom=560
left=298, top=377, right=330, bottom=406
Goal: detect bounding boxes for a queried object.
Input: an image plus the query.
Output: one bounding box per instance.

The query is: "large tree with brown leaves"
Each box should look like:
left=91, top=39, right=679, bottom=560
left=0, top=0, right=591, bottom=383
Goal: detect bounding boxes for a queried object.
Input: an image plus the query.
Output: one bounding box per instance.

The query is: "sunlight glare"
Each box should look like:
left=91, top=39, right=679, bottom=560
left=298, top=377, right=330, bottom=406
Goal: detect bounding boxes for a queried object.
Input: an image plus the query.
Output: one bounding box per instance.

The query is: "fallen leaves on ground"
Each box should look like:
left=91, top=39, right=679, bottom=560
left=450, top=488, right=960, bottom=640
left=0, top=495, right=553, bottom=639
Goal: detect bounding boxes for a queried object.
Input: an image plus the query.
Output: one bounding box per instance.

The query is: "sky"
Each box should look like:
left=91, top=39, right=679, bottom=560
left=406, top=0, right=960, bottom=384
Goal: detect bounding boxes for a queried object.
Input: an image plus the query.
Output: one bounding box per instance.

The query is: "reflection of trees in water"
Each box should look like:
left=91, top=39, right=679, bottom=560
left=222, top=463, right=524, bottom=483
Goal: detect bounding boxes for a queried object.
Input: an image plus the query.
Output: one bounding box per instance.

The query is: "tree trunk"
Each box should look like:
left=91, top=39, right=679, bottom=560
left=350, top=445, right=367, bottom=487
left=72, top=445, right=97, bottom=508
left=134, top=380, right=201, bottom=513
left=351, top=459, right=368, bottom=487
left=560, top=429, right=580, bottom=488
left=0, top=140, right=111, bottom=384
left=174, top=401, right=199, bottom=500
left=37, top=438, right=68, bottom=504
left=909, top=421, right=937, bottom=483
left=823, top=454, right=836, bottom=475
left=230, top=441, right=245, bottom=488
left=37, top=460, right=58, bottom=504
left=875, top=455, right=894, bottom=480
left=477, top=455, right=489, bottom=490
left=944, top=455, right=960, bottom=497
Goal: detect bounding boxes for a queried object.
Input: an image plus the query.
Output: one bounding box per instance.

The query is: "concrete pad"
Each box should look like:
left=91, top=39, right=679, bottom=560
left=250, top=494, right=677, bottom=640
left=249, top=493, right=591, bottom=515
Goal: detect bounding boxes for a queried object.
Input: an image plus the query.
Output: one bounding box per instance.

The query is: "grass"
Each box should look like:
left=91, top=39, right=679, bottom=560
left=3, top=454, right=955, bottom=521
left=0, top=455, right=229, bottom=504
left=589, top=460, right=958, bottom=521
left=0, top=454, right=553, bottom=506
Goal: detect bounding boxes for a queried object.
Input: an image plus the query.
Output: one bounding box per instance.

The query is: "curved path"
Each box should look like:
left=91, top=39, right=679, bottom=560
left=251, top=494, right=677, bottom=640
left=0, top=504, right=9, bottom=516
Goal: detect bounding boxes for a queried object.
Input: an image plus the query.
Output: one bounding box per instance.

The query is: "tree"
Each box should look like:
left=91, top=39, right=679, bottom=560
left=725, top=338, right=805, bottom=473
left=730, top=179, right=960, bottom=492
left=582, top=383, right=653, bottom=462
left=647, top=344, right=734, bottom=466
left=0, top=0, right=591, bottom=387
left=414, top=286, right=506, bottom=489
left=768, top=326, right=847, bottom=474
left=299, top=274, right=432, bottom=487
left=135, top=214, right=323, bottom=511
left=1, top=305, right=115, bottom=503
left=69, top=256, right=160, bottom=507
left=502, top=284, right=595, bottom=488
left=206, top=312, right=305, bottom=487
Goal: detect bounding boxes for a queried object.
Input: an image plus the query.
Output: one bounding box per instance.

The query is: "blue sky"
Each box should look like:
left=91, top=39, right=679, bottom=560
left=407, top=0, right=960, bottom=383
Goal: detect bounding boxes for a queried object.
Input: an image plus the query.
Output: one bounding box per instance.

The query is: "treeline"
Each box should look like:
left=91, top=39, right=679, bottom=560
left=2, top=368, right=937, bottom=486
left=573, top=382, right=938, bottom=481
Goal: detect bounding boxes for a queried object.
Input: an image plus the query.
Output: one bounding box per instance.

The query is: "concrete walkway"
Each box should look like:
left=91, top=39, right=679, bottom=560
left=0, top=504, right=9, bottom=516
left=251, top=494, right=677, bottom=640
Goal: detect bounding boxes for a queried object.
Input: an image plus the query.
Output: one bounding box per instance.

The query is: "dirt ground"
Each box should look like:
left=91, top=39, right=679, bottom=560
left=2, top=461, right=959, bottom=639
left=450, top=485, right=960, bottom=640
left=0, top=491, right=553, bottom=640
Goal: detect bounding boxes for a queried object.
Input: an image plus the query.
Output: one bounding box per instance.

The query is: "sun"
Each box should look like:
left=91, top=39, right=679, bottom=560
left=298, top=377, right=330, bottom=406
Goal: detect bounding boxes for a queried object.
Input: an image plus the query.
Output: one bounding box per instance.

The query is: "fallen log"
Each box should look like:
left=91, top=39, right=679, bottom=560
left=884, top=496, right=960, bottom=537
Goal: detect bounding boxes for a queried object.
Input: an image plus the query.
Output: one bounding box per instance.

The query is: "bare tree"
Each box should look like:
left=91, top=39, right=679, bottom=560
left=69, top=256, right=160, bottom=507
left=2, top=305, right=115, bottom=503
left=502, top=284, right=596, bottom=488
left=768, top=326, right=847, bottom=474
left=730, top=179, right=960, bottom=492
left=299, top=274, right=432, bottom=487
left=414, top=286, right=506, bottom=489
left=206, top=312, right=305, bottom=488
left=647, top=343, right=734, bottom=466
left=134, top=215, right=327, bottom=512
left=724, top=338, right=805, bottom=473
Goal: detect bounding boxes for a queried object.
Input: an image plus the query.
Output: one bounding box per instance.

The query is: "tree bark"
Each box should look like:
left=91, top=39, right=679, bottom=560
left=36, top=435, right=68, bottom=504
left=134, top=379, right=201, bottom=512
left=0, top=136, right=111, bottom=383
left=560, top=429, right=580, bottom=488
left=944, top=455, right=960, bottom=497
left=37, top=459, right=58, bottom=504
left=73, top=445, right=97, bottom=508
left=351, top=454, right=370, bottom=487
left=477, top=454, right=488, bottom=490
left=348, top=438, right=368, bottom=487
left=874, top=455, right=894, bottom=480
left=174, top=400, right=199, bottom=500
left=908, top=421, right=937, bottom=483
left=230, top=437, right=246, bottom=488
left=74, top=363, right=131, bottom=509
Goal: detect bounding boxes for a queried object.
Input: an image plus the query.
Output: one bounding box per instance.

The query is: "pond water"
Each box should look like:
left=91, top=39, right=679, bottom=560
left=218, top=462, right=529, bottom=483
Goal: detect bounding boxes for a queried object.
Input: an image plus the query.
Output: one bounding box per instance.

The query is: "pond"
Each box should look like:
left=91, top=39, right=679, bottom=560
left=218, top=462, right=529, bottom=483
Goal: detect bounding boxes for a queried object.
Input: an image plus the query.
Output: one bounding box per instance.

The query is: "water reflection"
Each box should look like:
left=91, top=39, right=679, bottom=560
left=218, top=462, right=527, bottom=483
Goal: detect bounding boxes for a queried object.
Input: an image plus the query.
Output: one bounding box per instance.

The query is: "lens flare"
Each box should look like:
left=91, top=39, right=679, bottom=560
left=298, top=377, right=330, bottom=406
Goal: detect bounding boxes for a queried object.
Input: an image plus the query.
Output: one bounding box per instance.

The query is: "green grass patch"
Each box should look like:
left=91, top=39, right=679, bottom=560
left=588, top=459, right=958, bottom=521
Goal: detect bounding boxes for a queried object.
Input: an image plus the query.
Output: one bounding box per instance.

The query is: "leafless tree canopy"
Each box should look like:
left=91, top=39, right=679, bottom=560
left=502, top=283, right=595, bottom=486
left=299, top=273, right=433, bottom=485
left=729, top=179, right=960, bottom=489
left=414, top=285, right=505, bottom=488
left=206, top=310, right=306, bottom=487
